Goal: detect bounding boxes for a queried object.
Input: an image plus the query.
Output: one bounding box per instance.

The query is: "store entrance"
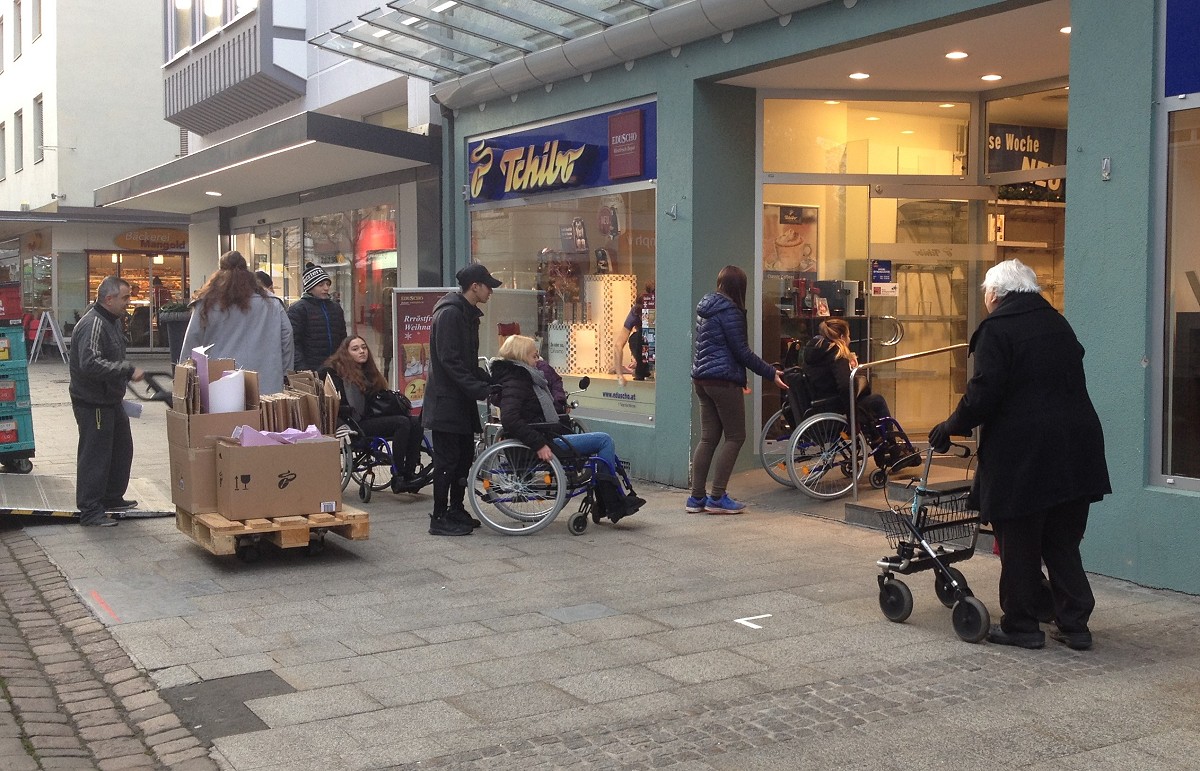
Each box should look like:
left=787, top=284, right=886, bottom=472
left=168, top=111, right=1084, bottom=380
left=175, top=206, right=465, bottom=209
left=86, top=251, right=188, bottom=352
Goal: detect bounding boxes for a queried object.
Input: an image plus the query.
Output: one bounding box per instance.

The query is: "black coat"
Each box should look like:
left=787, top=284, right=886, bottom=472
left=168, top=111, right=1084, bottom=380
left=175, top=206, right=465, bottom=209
left=942, top=292, right=1110, bottom=522
left=802, top=336, right=853, bottom=414
left=288, top=296, right=348, bottom=371
left=490, top=358, right=556, bottom=454
left=421, top=292, right=491, bottom=434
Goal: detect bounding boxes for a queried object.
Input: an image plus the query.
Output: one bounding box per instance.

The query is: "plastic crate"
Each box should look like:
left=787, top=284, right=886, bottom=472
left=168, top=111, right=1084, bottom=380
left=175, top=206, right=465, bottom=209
left=0, top=320, right=27, bottom=363
left=0, top=376, right=30, bottom=410
left=0, top=409, right=34, bottom=452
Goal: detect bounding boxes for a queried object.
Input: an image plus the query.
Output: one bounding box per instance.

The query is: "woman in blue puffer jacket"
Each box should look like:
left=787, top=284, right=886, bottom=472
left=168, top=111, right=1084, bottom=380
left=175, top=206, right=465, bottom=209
left=688, top=265, right=788, bottom=514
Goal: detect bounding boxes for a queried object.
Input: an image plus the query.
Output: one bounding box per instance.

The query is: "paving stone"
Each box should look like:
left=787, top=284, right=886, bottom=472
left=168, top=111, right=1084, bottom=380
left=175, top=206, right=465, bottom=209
left=91, top=736, right=152, bottom=760
left=96, top=755, right=157, bottom=771
left=79, top=722, right=136, bottom=742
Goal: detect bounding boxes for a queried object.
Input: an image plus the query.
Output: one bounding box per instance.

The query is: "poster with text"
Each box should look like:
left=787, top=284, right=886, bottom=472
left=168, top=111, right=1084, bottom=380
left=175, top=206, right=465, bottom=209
left=392, top=288, right=454, bottom=414
left=763, top=204, right=818, bottom=275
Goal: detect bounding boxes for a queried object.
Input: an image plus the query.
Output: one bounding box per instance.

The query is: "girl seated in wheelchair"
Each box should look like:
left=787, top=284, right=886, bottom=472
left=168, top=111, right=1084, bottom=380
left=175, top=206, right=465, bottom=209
left=321, top=336, right=425, bottom=493
left=802, top=318, right=917, bottom=470
left=491, top=334, right=644, bottom=522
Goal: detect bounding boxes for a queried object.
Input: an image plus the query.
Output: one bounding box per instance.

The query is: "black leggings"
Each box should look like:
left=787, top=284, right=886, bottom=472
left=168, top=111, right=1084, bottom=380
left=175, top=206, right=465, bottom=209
left=359, top=415, right=423, bottom=476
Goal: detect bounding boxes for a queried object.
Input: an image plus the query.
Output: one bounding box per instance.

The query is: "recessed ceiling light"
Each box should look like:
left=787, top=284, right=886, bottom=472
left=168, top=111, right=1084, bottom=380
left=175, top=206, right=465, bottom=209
left=945, top=51, right=968, bottom=60
left=865, top=116, right=880, bottom=121
left=939, top=103, right=956, bottom=108
left=900, top=130, right=914, bottom=135
left=981, top=74, right=1003, bottom=81
left=1060, top=26, right=1071, bottom=34
left=824, top=100, right=840, bottom=105
left=849, top=72, right=870, bottom=80
left=372, top=29, right=389, bottom=38
left=205, top=191, right=222, bottom=197
left=431, top=0, right=457, bottom=12
left=401, top=16, right=419, bottom=25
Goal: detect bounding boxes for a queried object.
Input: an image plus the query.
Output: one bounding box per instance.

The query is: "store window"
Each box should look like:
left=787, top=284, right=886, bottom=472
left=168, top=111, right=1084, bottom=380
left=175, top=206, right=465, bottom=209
left=470, top=188, right=657, bottom=408
left=85, top=252, right=188, bottom=349
left=1164, top=106, right=1200, bottom=478
left=762, top=99, right=970, bottom=176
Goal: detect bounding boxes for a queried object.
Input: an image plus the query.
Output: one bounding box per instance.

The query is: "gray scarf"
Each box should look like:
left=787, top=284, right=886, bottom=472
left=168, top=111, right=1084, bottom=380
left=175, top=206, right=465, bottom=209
left=517, top=362, right=559, bottom=423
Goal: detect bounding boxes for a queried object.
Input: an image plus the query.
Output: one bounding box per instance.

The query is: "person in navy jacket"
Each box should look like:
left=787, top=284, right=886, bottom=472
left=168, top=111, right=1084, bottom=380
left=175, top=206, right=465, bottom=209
left=688, top=265, right=787, bottom=514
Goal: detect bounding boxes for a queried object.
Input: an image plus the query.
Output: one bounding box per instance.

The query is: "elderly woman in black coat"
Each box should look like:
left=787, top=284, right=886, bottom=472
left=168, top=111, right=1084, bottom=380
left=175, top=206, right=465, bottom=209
left=929, top=259, right=1110, bottom=651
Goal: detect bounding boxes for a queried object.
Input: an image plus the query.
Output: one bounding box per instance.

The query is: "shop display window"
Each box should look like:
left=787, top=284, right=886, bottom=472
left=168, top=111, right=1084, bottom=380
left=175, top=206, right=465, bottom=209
left=470, top=188, right=657, bottom=382
left=763, top=100, right=970, bottom=176
left=1164, top=106, right=1200, bottom=479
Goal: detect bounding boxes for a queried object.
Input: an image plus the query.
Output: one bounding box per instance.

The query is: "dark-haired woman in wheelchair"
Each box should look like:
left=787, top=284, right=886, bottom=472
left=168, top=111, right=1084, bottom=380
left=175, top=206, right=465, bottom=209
left=803, top=318, right=918, bottom=472
left=321, top=336, right=425, bottom=494
left=491, top=335, right=644, bottom=523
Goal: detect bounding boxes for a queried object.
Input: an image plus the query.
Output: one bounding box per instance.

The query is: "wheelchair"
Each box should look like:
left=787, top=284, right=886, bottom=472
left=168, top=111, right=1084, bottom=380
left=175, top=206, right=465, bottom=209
left=760, top=368, right=919, bottom=499
left=338, top=419, right=434, bottom=503
left=467, top=423, right=638, bottom=536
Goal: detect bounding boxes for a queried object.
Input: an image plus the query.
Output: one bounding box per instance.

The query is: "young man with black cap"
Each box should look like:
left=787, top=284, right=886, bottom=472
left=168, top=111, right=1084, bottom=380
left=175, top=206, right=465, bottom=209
left=288, top=263, right=348, bottom=371
left=422, top=262, right=502, bottom=536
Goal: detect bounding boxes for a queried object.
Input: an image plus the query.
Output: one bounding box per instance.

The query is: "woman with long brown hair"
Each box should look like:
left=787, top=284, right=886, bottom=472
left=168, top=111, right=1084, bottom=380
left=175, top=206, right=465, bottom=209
left=321, top=336, right=424, bottom=494
left=689, top=265, right=787, bottom=514
left=180, top=250, right=293, bottom=394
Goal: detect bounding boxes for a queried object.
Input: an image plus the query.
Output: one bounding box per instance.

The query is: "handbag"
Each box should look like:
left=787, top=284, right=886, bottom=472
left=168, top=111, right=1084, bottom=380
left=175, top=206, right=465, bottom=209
left=366, top=389, right=411, bottom=418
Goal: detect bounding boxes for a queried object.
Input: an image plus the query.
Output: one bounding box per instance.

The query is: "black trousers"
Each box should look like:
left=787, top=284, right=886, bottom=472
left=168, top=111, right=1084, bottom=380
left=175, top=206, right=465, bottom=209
left=430, top=430, right=474, bottom=515
left=992, top=498, right=1095, bottom=634
left=73, top=403, right=133, bottom=524
left=359, top=415, right=423, bottom=477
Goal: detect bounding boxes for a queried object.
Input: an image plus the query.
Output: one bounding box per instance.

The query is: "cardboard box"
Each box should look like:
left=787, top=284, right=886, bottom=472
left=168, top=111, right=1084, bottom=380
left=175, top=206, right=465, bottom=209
left=168, top=443, right=217, bottom=514
left=167, top=409, right=260, bottom=449
left=214, top=438, right=342, bottom=520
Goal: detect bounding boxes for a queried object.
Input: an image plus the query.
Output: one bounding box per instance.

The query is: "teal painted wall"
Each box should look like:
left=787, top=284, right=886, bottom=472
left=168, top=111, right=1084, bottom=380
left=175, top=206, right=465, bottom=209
left=1065, top=1, right=1195, bottom=592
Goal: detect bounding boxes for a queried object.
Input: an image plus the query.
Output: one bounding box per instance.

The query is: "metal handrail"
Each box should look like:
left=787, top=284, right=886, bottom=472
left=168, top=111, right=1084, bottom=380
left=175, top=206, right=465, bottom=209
left=848, top=343, right=968, bottom=500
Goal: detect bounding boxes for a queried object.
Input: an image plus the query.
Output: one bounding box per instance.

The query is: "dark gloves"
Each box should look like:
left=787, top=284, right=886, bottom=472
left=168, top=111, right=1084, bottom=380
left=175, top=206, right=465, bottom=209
left=928, top=422, right=952, bottom=454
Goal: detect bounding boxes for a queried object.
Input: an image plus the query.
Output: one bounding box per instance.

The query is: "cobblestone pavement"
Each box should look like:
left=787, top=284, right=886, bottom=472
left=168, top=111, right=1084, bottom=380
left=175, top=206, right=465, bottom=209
left=1, top=524, right=218, bottom=770
left=5, top=357, right=1200, bottom=770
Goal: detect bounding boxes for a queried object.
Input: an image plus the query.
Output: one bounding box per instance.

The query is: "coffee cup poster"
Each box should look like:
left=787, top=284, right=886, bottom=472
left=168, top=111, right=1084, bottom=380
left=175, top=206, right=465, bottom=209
left=763, top=205, right=818, bottom=276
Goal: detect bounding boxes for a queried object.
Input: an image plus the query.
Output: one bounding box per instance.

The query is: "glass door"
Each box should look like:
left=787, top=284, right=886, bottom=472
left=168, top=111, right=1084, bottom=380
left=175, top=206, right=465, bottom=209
left=865, top=186, right=998, bottom=434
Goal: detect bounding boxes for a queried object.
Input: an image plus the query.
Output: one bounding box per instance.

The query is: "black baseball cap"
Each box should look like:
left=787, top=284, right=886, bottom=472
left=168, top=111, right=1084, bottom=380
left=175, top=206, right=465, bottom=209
left=456, top=263, right=502, bottom=290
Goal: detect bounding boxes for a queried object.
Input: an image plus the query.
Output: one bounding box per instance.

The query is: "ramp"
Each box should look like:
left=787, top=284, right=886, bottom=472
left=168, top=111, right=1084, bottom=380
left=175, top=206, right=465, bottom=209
left=0, top=473, right=174, bottom=519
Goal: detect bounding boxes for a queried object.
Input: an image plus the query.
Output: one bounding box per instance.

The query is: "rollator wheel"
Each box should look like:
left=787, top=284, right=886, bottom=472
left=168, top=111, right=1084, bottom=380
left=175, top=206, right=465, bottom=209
left=869, top=468, right=889, bottom=490
left=878, top=579, right=913, bottom=623
left=567, top=511, right=589, bottom=536
left=934, top=567, right=970, bottom=608
left=952, top=596, right=990, bottom=643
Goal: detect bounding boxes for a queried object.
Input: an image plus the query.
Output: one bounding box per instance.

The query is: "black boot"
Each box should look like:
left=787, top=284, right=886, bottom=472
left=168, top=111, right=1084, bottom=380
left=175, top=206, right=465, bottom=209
left=447, top=481, right=481, bottom=528
left=429, top=472, right=471, bottom=536
left=595, top=475, right=643, bottom=524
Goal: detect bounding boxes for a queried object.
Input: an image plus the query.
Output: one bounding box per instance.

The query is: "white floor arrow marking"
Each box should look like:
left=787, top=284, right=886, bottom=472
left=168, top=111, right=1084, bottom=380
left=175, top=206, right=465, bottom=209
left=734, top=614, right=772, bottom=629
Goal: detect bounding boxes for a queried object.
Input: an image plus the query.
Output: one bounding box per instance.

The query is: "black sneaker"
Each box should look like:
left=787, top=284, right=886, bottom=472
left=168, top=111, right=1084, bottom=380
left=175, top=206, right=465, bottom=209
left=103, top=499, right=138, bottom=511
left=428, top=515, right=472, bottom=536
left=447, top=506, right=482, bottom=529
left=1048, top=624, right=1092, bottom=651
left=986, top=625, right=1045, bottom=649
left=81, top=518, right=118, bottom=528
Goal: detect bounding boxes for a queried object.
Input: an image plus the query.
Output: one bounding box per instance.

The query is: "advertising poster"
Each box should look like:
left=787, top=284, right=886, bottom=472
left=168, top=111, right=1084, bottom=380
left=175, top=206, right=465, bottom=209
left=392, top=288, right=454, bottom=414
left=763, top=204, right=818, bottom=276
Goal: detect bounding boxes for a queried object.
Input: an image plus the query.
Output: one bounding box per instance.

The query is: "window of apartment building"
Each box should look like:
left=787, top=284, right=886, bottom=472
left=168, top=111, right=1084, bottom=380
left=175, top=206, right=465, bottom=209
left=12, top=109, right=20, bottom=172
left=200, top=0, right=224, bottom=38
left=32, top=94, right=41, bottom=163
left=0, top=18, right=5, bottom=72
left=0, top=123, right=6, bottom=181
left=29, top=0, right=36, bottom=39
left=169, top=0, right=193, bottom=57
left=11, top=0, right=19, bottom=60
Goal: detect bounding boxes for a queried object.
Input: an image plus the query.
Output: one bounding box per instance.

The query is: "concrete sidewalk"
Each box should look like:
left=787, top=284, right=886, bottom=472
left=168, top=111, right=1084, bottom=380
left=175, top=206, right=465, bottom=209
left=3, top=356, right=1200, bottom=770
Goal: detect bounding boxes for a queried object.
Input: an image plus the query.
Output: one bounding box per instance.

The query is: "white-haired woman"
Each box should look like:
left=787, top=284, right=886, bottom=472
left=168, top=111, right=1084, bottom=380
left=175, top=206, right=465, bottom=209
left=491, top=335, right=644, bottom=523
left=929, top=258, right=1110, bottom=651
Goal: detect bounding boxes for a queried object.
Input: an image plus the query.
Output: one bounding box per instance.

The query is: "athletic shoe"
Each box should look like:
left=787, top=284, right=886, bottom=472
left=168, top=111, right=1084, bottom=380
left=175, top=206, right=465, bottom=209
left=103, top=499, right=138, bottom=511
left=428, top=515, right=472, bottom=536
left=81, top=517, right=118, bottom=528
left=704, top=494, right=746, bottom=514
left=685, top=496, right=707, bottom=513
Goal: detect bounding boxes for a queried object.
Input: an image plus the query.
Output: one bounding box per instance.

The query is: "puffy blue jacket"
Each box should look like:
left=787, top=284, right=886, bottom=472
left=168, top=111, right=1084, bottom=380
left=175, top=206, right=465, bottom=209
left=691, top=292, right=777, bottom=386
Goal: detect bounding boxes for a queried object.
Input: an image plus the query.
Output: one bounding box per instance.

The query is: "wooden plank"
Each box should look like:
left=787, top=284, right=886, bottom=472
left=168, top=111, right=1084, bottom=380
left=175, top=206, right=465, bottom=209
left=195, top=513, right=242, bottom=532
left=242, top=518, right=275, bottom=531
left=307, top=512, right=338, bottom=526
left=332, top=520, right=370, bottom=541
left=274, top=516, right=310, bottom=528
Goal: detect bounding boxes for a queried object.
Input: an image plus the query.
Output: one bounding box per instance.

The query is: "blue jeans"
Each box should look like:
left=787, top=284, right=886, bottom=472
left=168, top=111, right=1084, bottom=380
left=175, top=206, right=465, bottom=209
left=554, top=432, right=617, bottom=472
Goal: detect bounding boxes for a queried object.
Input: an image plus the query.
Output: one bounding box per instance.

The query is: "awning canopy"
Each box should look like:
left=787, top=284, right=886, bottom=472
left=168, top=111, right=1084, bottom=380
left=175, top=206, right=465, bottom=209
left=312, top=0, right=831, bottom=109
left=95, top=112, right=439, bottom=215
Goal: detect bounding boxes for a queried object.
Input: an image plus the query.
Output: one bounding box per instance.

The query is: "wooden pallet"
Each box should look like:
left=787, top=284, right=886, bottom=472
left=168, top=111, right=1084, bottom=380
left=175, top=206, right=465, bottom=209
left=176, top=508, right=369, bottom=557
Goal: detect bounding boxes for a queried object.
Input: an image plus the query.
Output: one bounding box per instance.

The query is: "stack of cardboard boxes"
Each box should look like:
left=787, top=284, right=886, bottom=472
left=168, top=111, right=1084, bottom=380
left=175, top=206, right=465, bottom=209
left=167, top=358, right=342, bottom=522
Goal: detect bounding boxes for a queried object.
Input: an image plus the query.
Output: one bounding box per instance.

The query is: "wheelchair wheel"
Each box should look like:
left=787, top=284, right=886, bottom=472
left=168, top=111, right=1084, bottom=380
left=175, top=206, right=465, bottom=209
left=787, top=412, right=868, bottom=499
left=758, top=408, right=795, bottom=488
left=468, top=439, right=566, bottom=535
left=350, top=441, right=394, bottom=492
left=398, top=432, right=435, bottom=492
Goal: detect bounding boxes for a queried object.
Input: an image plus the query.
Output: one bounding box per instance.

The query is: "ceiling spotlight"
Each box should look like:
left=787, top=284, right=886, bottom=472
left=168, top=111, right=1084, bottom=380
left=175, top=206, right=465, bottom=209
left=945, top=51, right=968, bottom=60
left=939, top=103, right=956, bottom=108
left=981, top=74, right=1002, bottom=82
left=824, top=100, right=840, bottom=105
left=900, top=130, right=914, bottom=135
left=849, top=72, right=870, bottom=80
left=205, top=191, right=223, bottom=197
left=1060, top=26, right=1071, bottom=34
left=865, top=116, right=880, bottom=121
